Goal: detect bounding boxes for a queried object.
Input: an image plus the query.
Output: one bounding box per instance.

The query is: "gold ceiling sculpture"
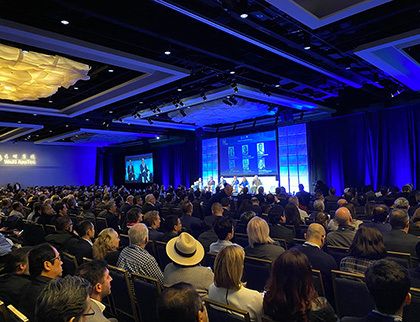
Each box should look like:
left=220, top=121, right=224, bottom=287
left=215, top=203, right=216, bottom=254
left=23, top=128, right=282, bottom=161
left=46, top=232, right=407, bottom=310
left=0, top=43, right=91, bottom=101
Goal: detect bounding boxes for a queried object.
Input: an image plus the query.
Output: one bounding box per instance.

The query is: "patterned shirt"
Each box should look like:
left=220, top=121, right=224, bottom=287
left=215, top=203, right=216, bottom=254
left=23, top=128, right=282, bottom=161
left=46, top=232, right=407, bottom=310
left=117, top=245, right=163, bottom=284
left=340, top=256, right=376, bottom=275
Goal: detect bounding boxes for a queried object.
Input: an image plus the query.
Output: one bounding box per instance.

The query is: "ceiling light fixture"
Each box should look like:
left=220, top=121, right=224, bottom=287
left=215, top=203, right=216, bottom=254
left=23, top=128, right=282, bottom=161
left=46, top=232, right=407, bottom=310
left=147, top=118, right=154, bottom=125
left=164, top=50, right=171, bottom=55
left=108, top=110, right=113, bottom=114
left=177, top=88, right=182, bottom=92
left=240, top=13, right=248, bottom=19
left=201, top=92, right=207, bottom=101
left=108, top=69, right=114, bottom=73
left=48, top=100, right=53, bottom=103
left=85, top=118, right=90, bottom=121
left=275, top=84, right=280, bottom=88
left=229, top=71, right=236, bottom=75
left=179, top=109, right=187, bottom=117
left=74, top=87, right=78, bottom=90
left=60, top=20, right=69, bottom=25
left=156, top=136, right=160, bottom=140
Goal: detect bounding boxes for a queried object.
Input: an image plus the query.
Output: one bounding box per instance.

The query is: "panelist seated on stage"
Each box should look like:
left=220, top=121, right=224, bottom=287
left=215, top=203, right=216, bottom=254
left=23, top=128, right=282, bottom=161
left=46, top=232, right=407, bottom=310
left=239, top=176, right=249, bottom=191
left=251, top=175, right=262, bottom=194
left=231, top=175, right=239, bottom=193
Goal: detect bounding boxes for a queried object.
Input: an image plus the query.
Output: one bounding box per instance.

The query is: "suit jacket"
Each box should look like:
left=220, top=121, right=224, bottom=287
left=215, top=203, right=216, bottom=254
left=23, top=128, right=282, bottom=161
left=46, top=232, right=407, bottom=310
left=86, top=299, right=118, bottom=322
left=19, top=276, right=52, bottom=321
left=67, top=238, right=93, bottom=264
left=0, top=273, right=31, bottom=306
left=142, top=203, right=157, bottom=214
left=326, top=226, right=356, bottom=248
left=148, top=227, right=164, bottom=241
left=45, top=230, right=79, bottom=252
left=245, top=243, right=285, bottom=262
left=180, top=215, right=203, bottom=237
left=383, top=229, right=419, bottom=257
left=294, top=243, right=337, bottom=273
left=269, top=224, right=295, bottom=243
left=341, top=311, right=400, bottom=322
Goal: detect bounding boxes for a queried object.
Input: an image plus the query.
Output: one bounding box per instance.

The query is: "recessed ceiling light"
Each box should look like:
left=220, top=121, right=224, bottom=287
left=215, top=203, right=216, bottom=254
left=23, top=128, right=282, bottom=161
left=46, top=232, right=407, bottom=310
left=108, top=69, right=114, bottom=73
left=164, top=50, right=171, bottom=55
left=229, top=71, right=236, bottom=74
left=33, top=113, right=37, bottom=116
left=65, top=124, right=69, bottom=128
left=85, top=118, right=90, bottom=121
left=60, top=20, right=70, bottom=25
left=177, top=88, right=182, bottom=92
left=49, top=130, right=53, bottom=133
left=48, top=100, right=53, bottom=103
left=139, top=101, right=144, bottom=104
left=240, top=13, right=248, bottom=19
left=17, top=121, right=21, bottom=124
left=156, top=136, right=160, bottom=140
left=304, top=46, right=311, bottom=50
left=74, top=87, right=78, bottom=90
left=345, top=66, right=351, bottom=70
left=109, top=110, right=113, bottom=114
left=275, top=84, right=280, bottom=88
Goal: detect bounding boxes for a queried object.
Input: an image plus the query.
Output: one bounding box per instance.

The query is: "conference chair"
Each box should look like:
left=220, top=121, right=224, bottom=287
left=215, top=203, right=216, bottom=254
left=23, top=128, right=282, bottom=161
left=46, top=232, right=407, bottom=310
left=331, top=270, right=374, bottom=318
left=131, top=272, right=162, bottom=322
left=311, top=269, right=326, bottom=297
left=386, top=250, right=412, bottom=268
left=95, top=217, right=108, bottom=236
left=107, top=265, right=138, bottom=322
left=327, top=246, right=349, bottom=266
left=119, top=234, right=130, bottom=248
left=243, top=256, right=271, bottom=292
left=61, top=252, right=78, bottom=276
left=44, top=224, right=57, bottom=234
left=145, top=241, right=156, bottom=258
left=22, top=222, right=45, bottom=246
left=233, top=233, right=249, bottom=248
left=285, top=225, right=297, bottom=236
left=154, top=241, right=171, bottom=270
left=292, top=238, right=306, bottom=245
left=204, top=298, right=251, bottom=322
left=204, top=252, right=217, bottom=269
left=6, top=305, right=29, bottom=322
left=403, top=287, right=420, bottom=322
left=272, top=238, right=288, bottom=250
left=0, top=300, right=7, bottom=322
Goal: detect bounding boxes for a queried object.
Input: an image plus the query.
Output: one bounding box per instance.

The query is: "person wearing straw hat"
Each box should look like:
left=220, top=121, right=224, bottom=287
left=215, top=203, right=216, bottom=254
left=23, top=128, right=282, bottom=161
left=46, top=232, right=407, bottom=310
left=164, top=232, right=214, bottom=297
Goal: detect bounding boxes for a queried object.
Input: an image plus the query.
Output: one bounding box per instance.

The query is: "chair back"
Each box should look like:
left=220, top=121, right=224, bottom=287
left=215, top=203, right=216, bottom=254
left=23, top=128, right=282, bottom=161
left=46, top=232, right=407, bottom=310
left=404, top=287, right=420, bottom=322
left=0, top=300, right=7, bottom=322
left=243, top=256, right=271, bottom=292
left=205, top=252, right=217, bottom=269
left=311, top=269, right=325, bottom=297
left=145, top=241, right=156, bottom=258
left=131, top=272, right=162, bottom=322
left=61, top=252, right=78, bottom=276
left=233, top=233, right=249, bottom=248
left=120, top=234, right=130, bottom=248
left=327, top=246, right=349, bottom=266
left=95, top=217, right=108, bottom=235
left=154, top=241, right=171, bottom=270
left=44, top=224, right=57, bottom=234
left=332, top=270, right=374, bottom=318
left=107, top=265, right=138, bottom=322
left=22, top=222, right=45, bottom=245
left=272, top=238, right=288, bottom=250
left=6, top=305, right=29, bottom=322
left=204, top=298, right=251, bottom=322
left=292, top=238, right=306, bottom=245
left=387, top=251, right=412, bottom=268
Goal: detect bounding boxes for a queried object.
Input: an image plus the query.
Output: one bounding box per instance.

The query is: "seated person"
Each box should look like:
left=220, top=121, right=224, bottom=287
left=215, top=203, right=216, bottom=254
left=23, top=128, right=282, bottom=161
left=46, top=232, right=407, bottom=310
left=45, top=215, right=79, bottom=251
left=326, top=207, right=356, bottom=248
left=161, top=215, right=183, bottom=242
left=408, top=242, right=420, bottom=288
left=180, top=201, right=203, bottom=237
left=268, top=207, right=294, bottom=244
left=209, top=217, right=240, bottom=254
left=92, top=228, right=121, bottom=266
left=143, top=210, right=164, bottom=241
left=164, top=232, right=214, bottom=297
left=67, top=220, right=95, bottom=264
left=362, top=205, right=391, bottom=235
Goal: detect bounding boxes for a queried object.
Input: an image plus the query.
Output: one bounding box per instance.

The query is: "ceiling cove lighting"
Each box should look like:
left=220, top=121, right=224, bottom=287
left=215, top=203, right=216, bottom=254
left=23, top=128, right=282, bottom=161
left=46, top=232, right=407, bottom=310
left=0, top=43, right=90, bottom=101
left=154, top=0, right=362, bottom=89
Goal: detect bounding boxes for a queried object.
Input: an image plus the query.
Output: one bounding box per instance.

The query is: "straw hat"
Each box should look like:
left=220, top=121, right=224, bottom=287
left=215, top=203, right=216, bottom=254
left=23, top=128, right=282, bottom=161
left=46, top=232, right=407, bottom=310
left=166, top=232, right=204, bottom=266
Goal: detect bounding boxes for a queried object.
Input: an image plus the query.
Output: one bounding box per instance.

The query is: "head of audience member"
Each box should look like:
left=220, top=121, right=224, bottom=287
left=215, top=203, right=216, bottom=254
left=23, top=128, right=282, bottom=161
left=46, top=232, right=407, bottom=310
left=105, top=201, right=117, bottom=215
left=127, top=207, right=142, bottom=226
left=182, top=201, right=193, bottom=216
left=28, top=243, right=63, bottom=279
left=214, top=245, right=244, bottom=291
left=345, top=203, right=356, bottom=218
left=211, top=202, right=223, bottom=217
left=365, top=260, right=411, bottom=316
left=337, top=199, right=348, bottom=208
left=393, top=197, right=410, bottom=211
left=11, top=201, right=23, bottom=213
left=335, top=207, right=352, bottom=227
left=166, top=233, right=205, bottom=267
left=288, top=196, right=300, bottom=207
left=251, top=197, right=260, bottom=206
left=3, top=246, right=30, bottom=275
left=348, top=226, right=386, bottom=260
left=92, top=228, right=120, bottom=260
left=41, top=203, right=54, bottom=217
left=402, top=184, right=412, bottom=193
left=223, top=184, right=233, bottom=197
left=128, top=223, right=149, bottom=248
left=258, top=186, right=264, bottom=195
left=284, top=203, right=301, bottom=228
left=298, top=184, right=305, bottom=192
left=264, top=249, right=318, bottom=321
left=158, top=282, right=208, bottom=322
left=126, top=195, right=134, bottom=206
left=144, top=210, right=161, bottom=229
left=55, top=215, right=73, bottom=232
left=389, top=209, right=409, bottom=232
left=315, top=212, right=328, bottom=230
left=54, top=201, right=68, bottom=217
left=76, top=260, right=112, bottom=302
left=242, top=186, right=249, bottom=195
left=165, top=215, right=183, bottom=234
left=329, top=187, right=336, bottom=196
left=213, top=217, right=234, bottom=242
left=372, top=205, right=389, bottom=223
left=412, top=208, right=420, bottom=229
left=35, top=275, right=91, bottom=322
left=268, top=207, right=286, bottom=226
left=313, top=199, right=325, bottom=212
left=220, top=198, right=230, bottom=210
left=76, top=220, right=95, bottom=241
left=145, top=194, right=156, bottom=206
left=247, top=216, right=274, bottom=248
left=305, top=223, right=326, bottom=248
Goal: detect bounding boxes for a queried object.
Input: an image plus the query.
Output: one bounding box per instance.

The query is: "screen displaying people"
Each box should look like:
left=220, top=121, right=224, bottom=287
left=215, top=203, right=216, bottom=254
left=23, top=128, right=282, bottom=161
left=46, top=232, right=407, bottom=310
left=124, top=153, right=154, bottom=183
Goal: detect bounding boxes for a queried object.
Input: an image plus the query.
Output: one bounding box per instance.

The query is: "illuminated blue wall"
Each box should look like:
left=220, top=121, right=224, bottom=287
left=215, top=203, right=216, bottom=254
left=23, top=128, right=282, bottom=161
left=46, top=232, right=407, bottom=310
left=202, top=138, right=218, bottom=185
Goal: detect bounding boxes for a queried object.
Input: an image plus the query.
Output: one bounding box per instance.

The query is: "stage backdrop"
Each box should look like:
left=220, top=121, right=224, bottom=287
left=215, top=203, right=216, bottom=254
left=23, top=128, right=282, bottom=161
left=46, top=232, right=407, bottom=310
left=308, top=101, right=420, bottom=193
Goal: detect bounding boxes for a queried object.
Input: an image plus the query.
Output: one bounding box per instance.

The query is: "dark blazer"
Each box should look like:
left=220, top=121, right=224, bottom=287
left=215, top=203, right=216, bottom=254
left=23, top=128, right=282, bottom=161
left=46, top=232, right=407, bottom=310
left=45, top=230, right=79, bottom=252
left=148, top=227, right=164, bottom=241
left=383, top=229, right=419, bottom=257
left=341, top=311, right=399, bottom=322
left=294, top=243, right=337, bottom=273
left=19, top=276, right=52, bottom=320
left=98, top=211, right=120, bottom=232
left=0, top=273, right=31, bottom=306
left=67, top=238, right=93, bottom=264
left=245, top=243, right=285, bottom=261
left=142, top=202, right=157, bottom=214
left=270, top=224, right=295, bottom=243
left=198, top=229, right=218, bottom=253
left=409, top=266, right=420, bottom=288
left=180, top=215, right=203, bottom=236
left=362, top=222, right=392, bottom=235
left=104, top=250, right=120, bottom=266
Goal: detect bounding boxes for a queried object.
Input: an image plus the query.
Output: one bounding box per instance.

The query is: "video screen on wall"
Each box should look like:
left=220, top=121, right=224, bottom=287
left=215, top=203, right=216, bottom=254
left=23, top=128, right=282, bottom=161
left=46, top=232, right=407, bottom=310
left=219, top=130, right=278, bottom=176
left=125, top=153, right=154, bottom=183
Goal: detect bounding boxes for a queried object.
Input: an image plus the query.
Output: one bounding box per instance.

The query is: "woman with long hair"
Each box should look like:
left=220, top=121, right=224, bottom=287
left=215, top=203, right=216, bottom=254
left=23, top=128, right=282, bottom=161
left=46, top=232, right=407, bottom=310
left=340, top=226, right=387, bottom=274
left=208, top=245, right=263, bottom=321
left=92, top=228, right=120, bottom=265
left=264, top=249, right=337, bottom=322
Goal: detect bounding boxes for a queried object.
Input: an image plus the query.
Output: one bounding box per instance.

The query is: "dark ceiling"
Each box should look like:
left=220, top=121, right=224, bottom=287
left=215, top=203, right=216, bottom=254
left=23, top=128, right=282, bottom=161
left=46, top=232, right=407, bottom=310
left=0, top=0, right=419, bottom=145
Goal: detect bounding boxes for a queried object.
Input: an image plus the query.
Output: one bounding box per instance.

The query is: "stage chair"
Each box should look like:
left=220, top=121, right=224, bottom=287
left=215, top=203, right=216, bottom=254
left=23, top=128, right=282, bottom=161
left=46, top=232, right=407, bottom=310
left=119, top=234, right=130, bottom=248
left=131, top=272, right=162, bottom=322
left=312, top=269, right=325, bottom=297
left=61, top=252, right=78, bottom=276
left=95, top=217, right=108, bottom=236
left=243, top=256, right=271, bottom=292
left=44, top=224, right=57, bottom=234
left=107, top=265, right=138, bottom=322
left=204, top=298, right=251, bottom=322
left=154, top=241, right=171, bottom=271
left=403, top=287, right=420, bottom=322
left=327, top=246, right=349, bottom=266
left=386, top=251, right=412, bottom=268
left=332, top=270, right=374, bottom=318
left=233, top=233, right=249, bottom=248
left=6, top=304, right=29, bottom=322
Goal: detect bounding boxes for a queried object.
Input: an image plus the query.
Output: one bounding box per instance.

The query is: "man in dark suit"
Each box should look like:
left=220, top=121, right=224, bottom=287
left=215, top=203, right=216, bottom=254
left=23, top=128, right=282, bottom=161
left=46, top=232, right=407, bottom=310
left=127, top=160, right=135, bottom=181
left=98, top=201, right=121, bottom=233
left=268, top=207, right=294, bottom=243
left=140, top=158, right=150, bottom=183
left=142, top=194, right=158, bottom=214
left=208, top=184, right=233, bottom=208
left=180, top=201, right=204, bottom=237
left=68, top=220, right=95, bottom=264
left=341, top=260, right=411, bottom=322
left=77, top=260, right=118, bottom=322
left=362, top=205, right=391, bottom=235
left=383, top=209, right=419, bottom=257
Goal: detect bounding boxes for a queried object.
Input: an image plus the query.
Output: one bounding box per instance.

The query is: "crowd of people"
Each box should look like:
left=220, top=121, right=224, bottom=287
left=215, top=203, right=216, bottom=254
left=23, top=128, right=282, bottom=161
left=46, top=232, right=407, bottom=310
left=0, top=181, right=419, bottom=321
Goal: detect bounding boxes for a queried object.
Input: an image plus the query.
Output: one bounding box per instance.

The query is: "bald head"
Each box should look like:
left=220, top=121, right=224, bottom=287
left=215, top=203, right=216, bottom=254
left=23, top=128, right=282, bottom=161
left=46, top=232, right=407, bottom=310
left=305, top=223, right=326, bottom=247
left=335, top=207, right=352, bottom=226
left=337, top=199, right=348, bottom=207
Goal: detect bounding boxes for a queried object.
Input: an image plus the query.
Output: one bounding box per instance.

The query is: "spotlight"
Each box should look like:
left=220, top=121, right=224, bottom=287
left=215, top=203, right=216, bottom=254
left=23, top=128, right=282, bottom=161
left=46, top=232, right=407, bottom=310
left=240, top=13, right=248, bottom=19
left=172, top=100, right=179, bottom=108
left=48, top=100, right=53, bottom=103
left=156, top=136, right=160, bottom=140
left=33, top=113, right=37, bottom=116
left=108, top=110, right=113, bottom=114
left=228, top=96, right=238, bottom=105
left=229, top=71, right=236, bottom=75
left=102, top=121, right=106, bottom=126
left=177, top=88, right=182, bottom=92
left=179, top=101, right=185, bottom=107
left=231, top=82, right=238, bottom=93
left=304, top=45, right=311, bottom=50
left=147, top=118, right=153, bottom=125
left=164, top=50, right=171, bottom=55
left=108, top=69, right=114, bottom=73
left=17, top=121, right=22, bottom=124
left=275, top=84, right=280, bottom=88
left=60, top=20, right=69, bottom=25
left=222, top=98, right=233, bottom=106
left=201, top=92, right=207, bottom=101
left=85, top=118, right=90, bottom=121
left=179, top=109, right=187, bottom=117
left=74, top=87, right=78, bottom=90
left=65, top=124, right=69, bottom=128
left=391, top=89, right=404, bottom=98
left=303, top=34, right=312, bottom=50
left=154, top=107, right=161, bottom=113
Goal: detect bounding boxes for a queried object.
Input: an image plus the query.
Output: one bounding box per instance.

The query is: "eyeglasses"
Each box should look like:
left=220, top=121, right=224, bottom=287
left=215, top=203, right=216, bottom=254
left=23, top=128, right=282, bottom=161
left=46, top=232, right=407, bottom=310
left=49, top=255, right=61, bottom=262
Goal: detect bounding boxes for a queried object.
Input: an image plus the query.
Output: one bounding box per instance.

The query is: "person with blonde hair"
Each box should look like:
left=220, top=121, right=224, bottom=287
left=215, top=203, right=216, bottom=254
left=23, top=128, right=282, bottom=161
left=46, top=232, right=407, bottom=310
left=208, top=245, right=263, bottom=321
left=92, top=228, right=120, bottom=265
left=245, top=216, right=285, bottom=261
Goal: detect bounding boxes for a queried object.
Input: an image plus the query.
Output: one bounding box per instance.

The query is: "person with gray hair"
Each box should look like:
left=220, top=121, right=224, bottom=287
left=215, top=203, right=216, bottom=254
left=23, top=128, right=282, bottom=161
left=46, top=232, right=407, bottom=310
left=117, top=223, right=163, bottom=285
left=142, top=194, right=157, bottom=214
left=383, top=209, right=419, bottom=257
left=309, top=199, right=326, bottom=221
left=393, top=197, right=410, bottom=211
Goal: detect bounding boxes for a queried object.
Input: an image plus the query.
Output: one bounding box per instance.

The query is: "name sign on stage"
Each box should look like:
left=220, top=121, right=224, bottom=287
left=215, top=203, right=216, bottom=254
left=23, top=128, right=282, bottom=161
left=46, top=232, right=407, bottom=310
left=0, top=153, right=37, bottom=166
